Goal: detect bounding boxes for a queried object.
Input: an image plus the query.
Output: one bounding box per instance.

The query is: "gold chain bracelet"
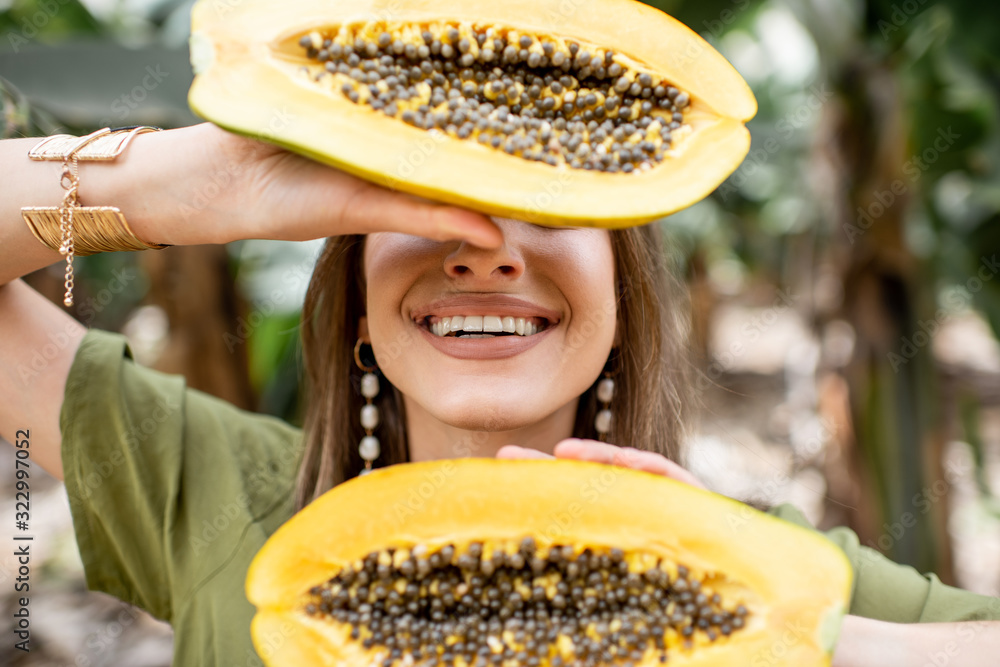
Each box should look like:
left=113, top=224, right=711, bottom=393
left=21, top=126, right=170, bottom=307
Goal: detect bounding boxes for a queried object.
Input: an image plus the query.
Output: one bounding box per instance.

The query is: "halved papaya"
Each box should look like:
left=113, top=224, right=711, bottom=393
left=188, top=0, right=756, bottom=226
left=247, top=459, right=850, bottom=666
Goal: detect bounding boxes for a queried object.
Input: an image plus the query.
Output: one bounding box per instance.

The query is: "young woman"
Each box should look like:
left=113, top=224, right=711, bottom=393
left=1, top=123, right=998, bottom=666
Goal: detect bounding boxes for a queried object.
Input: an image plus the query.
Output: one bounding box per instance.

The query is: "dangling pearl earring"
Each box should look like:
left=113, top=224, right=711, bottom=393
left=354, top=339, right=380, bottom=474
left=595, top=372, right=614, bottom=442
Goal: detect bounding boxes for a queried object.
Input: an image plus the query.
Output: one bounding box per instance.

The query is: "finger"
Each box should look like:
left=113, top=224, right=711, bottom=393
left=496, top=445, right=555, bottom=460
left=553, top=439, right=640, bottom=466
left=338, top=180, right=503, bottom=248
left=553, top=439, right=706, bottom=489
left=430, top=206, right=504, bottom=249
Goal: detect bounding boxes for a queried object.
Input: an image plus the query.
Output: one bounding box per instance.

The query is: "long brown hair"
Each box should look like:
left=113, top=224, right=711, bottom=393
left=295, top=223, right=690, bottom=509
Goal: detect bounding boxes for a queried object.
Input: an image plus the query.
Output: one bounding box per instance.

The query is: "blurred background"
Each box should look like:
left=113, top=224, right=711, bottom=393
left=1, top=0, right=999, bottom=663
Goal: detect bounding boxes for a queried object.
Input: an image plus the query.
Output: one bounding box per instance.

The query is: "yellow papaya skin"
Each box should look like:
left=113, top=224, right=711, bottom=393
left=247, top=459, right=851, bottom=666
left=188, top=0, right=757, bottom=227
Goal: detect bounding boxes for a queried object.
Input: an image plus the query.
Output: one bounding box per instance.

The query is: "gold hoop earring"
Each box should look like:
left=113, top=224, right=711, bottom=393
left=354, top=338, right=378, bottom=373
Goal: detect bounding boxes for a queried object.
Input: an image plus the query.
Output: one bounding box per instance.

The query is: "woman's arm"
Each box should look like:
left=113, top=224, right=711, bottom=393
left=833, top=615, right=1000, bottom=666
left=0, top=122, right=501, bottom=481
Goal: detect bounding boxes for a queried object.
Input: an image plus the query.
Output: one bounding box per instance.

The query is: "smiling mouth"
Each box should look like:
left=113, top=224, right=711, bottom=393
left=421, top=315, right=550, bottom=338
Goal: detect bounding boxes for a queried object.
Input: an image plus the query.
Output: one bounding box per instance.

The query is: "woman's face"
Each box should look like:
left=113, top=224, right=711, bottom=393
left=362, top=218, right=617, bottom=434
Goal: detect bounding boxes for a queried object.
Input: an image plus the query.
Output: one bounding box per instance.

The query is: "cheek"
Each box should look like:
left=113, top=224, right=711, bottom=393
left=547, top=233, right=617, bottom=380
left=363, top=235, right=425, bottom=367
left=364, top=233, right=441, bottom=278
left=364, top=233, right=440, bottom=314
left=561, top=234, right=617, bottom=337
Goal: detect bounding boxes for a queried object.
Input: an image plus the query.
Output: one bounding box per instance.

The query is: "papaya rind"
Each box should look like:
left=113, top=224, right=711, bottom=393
left=189, top=0, right=757, bottom=227
left=247, top=458, right=850, bottom=666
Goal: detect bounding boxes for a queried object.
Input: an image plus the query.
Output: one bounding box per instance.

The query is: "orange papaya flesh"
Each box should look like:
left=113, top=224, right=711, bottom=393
left=247, top=459, right=851, bottom=666
left=188, top=0, right=757, bottom=226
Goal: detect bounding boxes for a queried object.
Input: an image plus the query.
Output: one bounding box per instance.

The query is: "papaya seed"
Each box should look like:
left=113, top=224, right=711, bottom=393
left=304, top=540, right=749, bottom=667
left=297, top=21, right=693, bottom=173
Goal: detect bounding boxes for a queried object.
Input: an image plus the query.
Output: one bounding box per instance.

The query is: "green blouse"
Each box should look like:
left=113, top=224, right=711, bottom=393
left=59, top=330, right=1000, bottom=666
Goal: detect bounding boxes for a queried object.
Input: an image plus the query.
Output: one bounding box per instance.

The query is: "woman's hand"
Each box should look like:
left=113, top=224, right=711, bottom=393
left=93, top=123, right=503, bottom=248
left=496, top=438, right=707, bottom=490
left=832, top=615, right=1000, bottom=666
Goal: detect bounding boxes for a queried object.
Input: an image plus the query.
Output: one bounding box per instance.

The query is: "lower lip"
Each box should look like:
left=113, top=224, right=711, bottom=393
left=417, top=322, right=552, bottom=360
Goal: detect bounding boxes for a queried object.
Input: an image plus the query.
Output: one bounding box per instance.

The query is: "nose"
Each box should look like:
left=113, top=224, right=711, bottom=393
left=444, top=219, right=525, bottom=281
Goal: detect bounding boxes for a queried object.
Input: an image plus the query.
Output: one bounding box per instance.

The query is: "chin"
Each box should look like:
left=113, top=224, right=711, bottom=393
left=433, top=400, right=539, bottom=433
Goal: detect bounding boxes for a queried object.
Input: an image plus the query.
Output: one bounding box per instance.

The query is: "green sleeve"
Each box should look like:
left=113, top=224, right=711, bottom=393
left=59, top=329, right=304, bottom=623
left=768, top=503, right=1000, bottom=622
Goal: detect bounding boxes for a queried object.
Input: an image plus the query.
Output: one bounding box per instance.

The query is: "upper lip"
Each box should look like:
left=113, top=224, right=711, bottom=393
left=411, top=294, right=562, bottom=324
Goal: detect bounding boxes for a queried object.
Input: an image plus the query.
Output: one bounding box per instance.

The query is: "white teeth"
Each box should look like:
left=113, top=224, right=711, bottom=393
left=483, top=315, right=503, bottom=332
left=427, top=315, right=548, bottom=337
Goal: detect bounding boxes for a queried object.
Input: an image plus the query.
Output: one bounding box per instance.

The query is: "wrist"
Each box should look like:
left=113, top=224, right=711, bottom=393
left=832, top=615, right=912, bottom=667
left=81, top=123, right=240, bottom=246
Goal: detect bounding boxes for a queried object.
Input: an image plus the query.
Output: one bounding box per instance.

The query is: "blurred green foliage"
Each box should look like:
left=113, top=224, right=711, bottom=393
left=0, top=0, right=101, bottom=45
